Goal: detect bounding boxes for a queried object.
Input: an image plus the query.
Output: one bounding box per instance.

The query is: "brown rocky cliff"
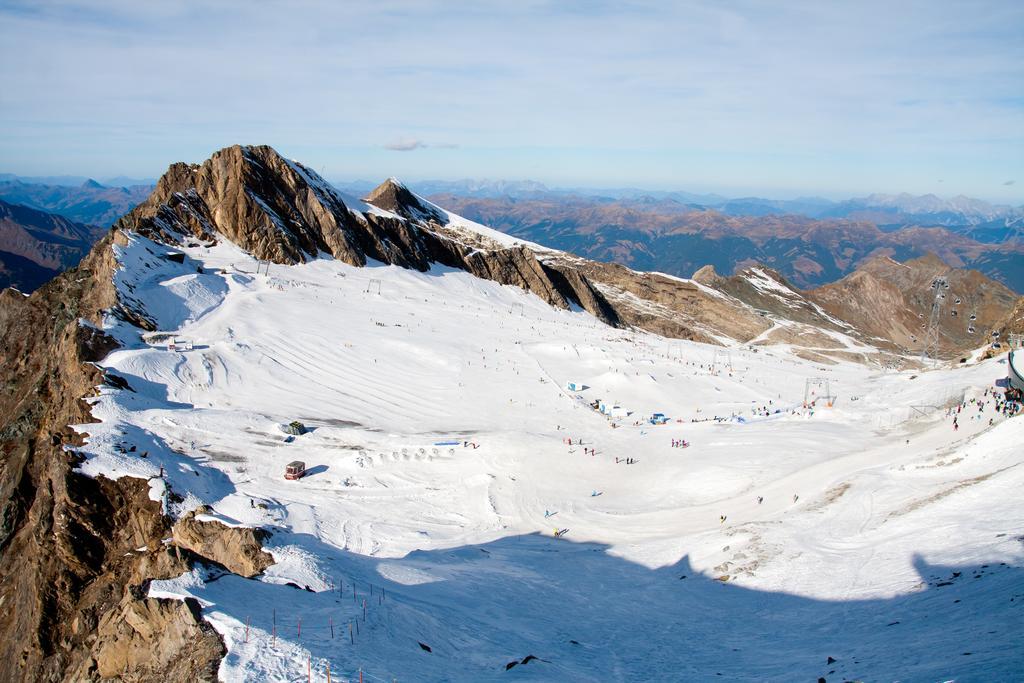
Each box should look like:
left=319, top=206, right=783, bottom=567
left=0, top=236, right=224, bottom=682
left=809, top=253, right=1018, bottom=357
left=172, top=511, right=274, bottom=578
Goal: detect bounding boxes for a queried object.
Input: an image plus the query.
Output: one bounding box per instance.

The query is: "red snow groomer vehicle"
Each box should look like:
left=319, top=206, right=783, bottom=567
left=284, top=461, right=306, bottom=480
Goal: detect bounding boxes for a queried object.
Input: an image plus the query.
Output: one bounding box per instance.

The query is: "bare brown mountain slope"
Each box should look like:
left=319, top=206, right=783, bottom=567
left=0, top=179, right=152, bottom=227
left=0, top=199, right=105, bottom=292
left=808, top=254, right=1020, bottom=357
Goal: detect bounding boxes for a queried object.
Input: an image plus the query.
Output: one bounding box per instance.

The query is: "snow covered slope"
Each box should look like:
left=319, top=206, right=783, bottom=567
left=72, top=229, right=1024, bottom=682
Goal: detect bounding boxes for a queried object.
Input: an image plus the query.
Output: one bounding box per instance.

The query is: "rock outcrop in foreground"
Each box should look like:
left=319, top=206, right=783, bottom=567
left=0, top=236, right=225, bottom=682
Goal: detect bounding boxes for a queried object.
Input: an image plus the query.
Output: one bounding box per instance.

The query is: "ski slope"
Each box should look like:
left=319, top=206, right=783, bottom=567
left=76, top=233, right=1023, bottom=681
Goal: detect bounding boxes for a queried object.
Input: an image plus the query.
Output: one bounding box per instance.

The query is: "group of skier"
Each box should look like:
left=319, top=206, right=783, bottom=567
left=949, top=387, right=1021, bottom=431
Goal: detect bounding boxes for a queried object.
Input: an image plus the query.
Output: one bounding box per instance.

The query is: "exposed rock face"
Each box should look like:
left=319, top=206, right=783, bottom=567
left=364, top=177, right=447, bottom=223
left=172, top=512, right=274, bottom=578
left=993, top=296, right=1024, bottom=343
left=79, top=594, right=223, bottom=682
left=0, top=239, right=224, bottom=682
left=554, top=258, right=769, bottom=343
left=693, top=264, right=851, bottom=332
left=115, top=147, right=623, bottom=327
left=360, top=177, right=771, bottom=341
left=120, top=145, right=367, bottom=266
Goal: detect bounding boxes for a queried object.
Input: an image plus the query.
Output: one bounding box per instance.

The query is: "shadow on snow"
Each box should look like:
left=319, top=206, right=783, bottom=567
left=170, top=530, right=1024, bottom=682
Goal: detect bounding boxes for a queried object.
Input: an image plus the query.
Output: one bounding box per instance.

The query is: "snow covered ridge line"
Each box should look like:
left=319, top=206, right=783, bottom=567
left=109, top=143, right=1016, bottom=363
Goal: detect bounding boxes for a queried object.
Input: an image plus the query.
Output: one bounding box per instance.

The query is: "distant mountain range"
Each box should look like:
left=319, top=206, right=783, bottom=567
left=0, top=173, right=156, bottom=188
left=357, top=179, right=1018, bottom=241
left=0, top=176, right=154, bottom=226
left=428, top=193, right=1024, bottom=293
left=2, top=171, right=1022, bottom=294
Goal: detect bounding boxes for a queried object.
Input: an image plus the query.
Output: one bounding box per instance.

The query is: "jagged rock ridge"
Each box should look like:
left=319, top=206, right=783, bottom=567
left=115, top=145, right=773, bottom=340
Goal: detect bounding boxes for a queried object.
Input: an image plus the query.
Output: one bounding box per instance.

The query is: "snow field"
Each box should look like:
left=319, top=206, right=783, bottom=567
left=75, top=233, right=1023, bottom=681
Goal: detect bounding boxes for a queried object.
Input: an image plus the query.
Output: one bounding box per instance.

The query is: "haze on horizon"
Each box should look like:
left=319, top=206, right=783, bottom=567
left=0, top=0, right=1021, bottom=203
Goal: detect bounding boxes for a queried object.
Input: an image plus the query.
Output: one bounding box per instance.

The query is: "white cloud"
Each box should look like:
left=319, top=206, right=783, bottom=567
left=384, top=138, right=427, bottom=152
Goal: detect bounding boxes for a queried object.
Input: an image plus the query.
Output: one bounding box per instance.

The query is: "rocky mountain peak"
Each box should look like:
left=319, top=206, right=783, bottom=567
left=903, top=252, right=952, bottom=272
left=364, top=177, right=447, bottom=224
left=119, top=143, right=384, bottom=267
left=691, top=264, right=720, bottom=283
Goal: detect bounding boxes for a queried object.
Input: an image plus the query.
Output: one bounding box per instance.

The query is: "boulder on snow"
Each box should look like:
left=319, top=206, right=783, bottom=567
left=171, top=512, right=274, bottom=578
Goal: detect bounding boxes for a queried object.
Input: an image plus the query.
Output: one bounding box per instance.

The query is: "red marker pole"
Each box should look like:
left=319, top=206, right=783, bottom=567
left=298, top=617, right=302, bottom=640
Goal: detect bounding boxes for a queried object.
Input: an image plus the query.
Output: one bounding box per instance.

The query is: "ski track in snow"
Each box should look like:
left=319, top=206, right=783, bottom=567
left=74, top=233, right=1023, bottom=681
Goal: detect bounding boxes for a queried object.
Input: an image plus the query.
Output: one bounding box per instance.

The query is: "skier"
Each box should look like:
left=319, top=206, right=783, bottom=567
left=757, top=496, right=763, bottom=505
left=793, top=494, right=799, bottom=503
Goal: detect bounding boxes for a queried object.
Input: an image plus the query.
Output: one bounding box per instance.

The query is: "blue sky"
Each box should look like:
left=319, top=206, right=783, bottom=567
left=1, top=0, right=1022, bottom=201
